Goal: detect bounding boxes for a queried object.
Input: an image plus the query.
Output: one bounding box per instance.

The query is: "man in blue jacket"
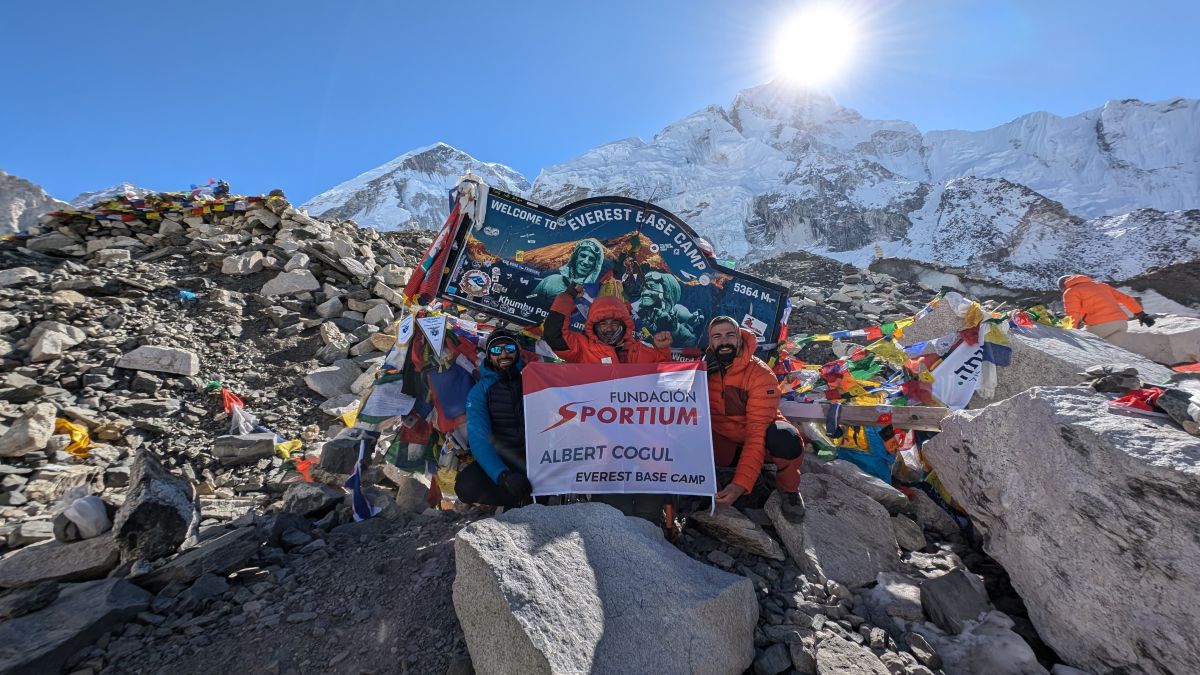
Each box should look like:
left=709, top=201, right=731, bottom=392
left=458, top=329, right=534, bottom=508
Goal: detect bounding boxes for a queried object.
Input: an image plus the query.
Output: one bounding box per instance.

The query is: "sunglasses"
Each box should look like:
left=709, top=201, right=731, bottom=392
left=488, top=343, right=519, bottom=355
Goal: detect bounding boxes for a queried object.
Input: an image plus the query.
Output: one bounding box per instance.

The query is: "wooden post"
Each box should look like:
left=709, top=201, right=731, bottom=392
left=779, top=400, right=950, bottom=432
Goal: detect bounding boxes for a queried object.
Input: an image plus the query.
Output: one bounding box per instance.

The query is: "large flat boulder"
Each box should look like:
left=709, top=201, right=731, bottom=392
left=690, top=506, right=785, bottom=560
left=923, top=387, right=1200, bottom=673
left=902, top=299, right=1173, bottom=403
left=765, top=473, right=899, bottom=588
left=453, top=502, right=758, bottom=675
left=0, top=578, right=151, bottom=674
left=1110, top=314, right=1200, bottom=366
left=0, top=401, right=56, bottom=457
left=115, top=345, right=200, bottom=376
left=0, top=535, right=120, bottom=588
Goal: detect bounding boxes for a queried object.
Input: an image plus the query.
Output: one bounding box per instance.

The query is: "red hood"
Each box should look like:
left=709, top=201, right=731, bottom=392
left=1063, top=275, right=1094, bottom=289
left=585, top=296, right=636, bottom=345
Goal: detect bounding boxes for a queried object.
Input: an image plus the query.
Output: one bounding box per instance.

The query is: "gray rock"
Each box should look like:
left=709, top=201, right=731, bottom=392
left=766, top=474, right=899, bottom=588
left=0, top=581, right=59, bottom=619
left=379, top=264, right=411, bottom=287
left=136, top=526, right=262, bottom=593
left=29, top=329, right=80, bottom=362
left=0, top=535, right=120, bottom=588
left=891, top=515, right=927, bottom=551
left=691, top=506, right=786, bottom=560
left=807, top=458, right=912, bottom=514
left=212, top=433, right=277, bottom=466
left=754, top=643, right=792, bottom=675
left=115, top=345, right=200, bottom=376
left=281, top=482, right=344, bottom=517
left=7, top=520, right=53, bottom=547
left=364, top=302, right=395, bottom=327
left=908, top=490, right=960, bottom=538
left=0, top=402, right=57, bottom=457
left=0, top=266, right=41, bottom=287
left=0, top=313, right=18, bottom=333
left=304, top=359, right=363, bottom=398
left=923, top=386, right=1200, bottom=673
left=921, top=569, right=990, bottom=635
left=815, top=635, right=891, bottom=675
left=319, top=392, right=361, bottom=417
left=221, top=251, right=264, bottom=275
left=112, top=451, right=199, bottom=562
left=284, top=252, right=310, bottom=271
left=454, top=502, right=758, bottom=675
left=261, top=269, right=320, bottom=297
left=904, top=632, right=942, bottom=669
left=315, top=296, right=345, bottom=319
left=0, top=578, right=151, bottom=675
left=26, top=231, right=78, bottom=253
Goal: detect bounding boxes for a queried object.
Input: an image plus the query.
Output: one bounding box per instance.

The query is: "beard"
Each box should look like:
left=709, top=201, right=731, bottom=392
left=713, top=344, right=737, bottom=363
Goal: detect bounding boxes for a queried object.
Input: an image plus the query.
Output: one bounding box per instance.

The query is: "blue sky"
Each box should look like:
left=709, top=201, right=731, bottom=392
left=2, top=0, right=1196, bottom=203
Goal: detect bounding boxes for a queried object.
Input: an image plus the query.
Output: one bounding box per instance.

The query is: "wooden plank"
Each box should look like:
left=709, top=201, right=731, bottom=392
left=779, top=400, right=950, bottom=432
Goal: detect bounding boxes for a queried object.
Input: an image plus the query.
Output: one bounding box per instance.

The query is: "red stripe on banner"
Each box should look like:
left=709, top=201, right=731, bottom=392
left=522, top=361, right=702, bottom=396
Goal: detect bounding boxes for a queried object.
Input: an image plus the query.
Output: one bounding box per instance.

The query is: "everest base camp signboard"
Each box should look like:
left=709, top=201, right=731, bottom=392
left=439, top=189, right=787, bottom=351
left=522, top=362, right=716, bottom=497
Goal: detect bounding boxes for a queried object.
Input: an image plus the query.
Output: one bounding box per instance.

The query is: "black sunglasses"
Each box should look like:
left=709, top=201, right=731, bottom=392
left=488, top=343, right=518, bottom=355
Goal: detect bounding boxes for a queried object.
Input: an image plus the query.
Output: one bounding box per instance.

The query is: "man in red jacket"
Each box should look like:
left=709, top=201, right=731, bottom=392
left=705, top=316, right=805, bottom=513
left=541, top=284, right=673, bottom=363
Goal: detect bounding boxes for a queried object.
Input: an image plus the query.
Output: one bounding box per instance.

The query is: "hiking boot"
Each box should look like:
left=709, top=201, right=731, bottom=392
left=780, top=491, right=806, bottom=522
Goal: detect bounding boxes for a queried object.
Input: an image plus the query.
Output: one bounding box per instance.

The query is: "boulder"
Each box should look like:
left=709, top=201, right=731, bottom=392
left=212, top=433, right=277, bottom=466
left=136, top=526, right=263, bottom=592
left=221, top=250, right=264, bottom=275
left=765, top=474, right=899, bottom=588
left=115, top=345, right=200, bottom=376
left=0, top=535, right=120, bottom=588
left=814, top=635, right=891, bottom=675
left=891, top=515, right=927, bottom=551
left=30, top=329, right=82, bottom=362
left=920, top=569, right=990, bottom=634
left=364, top=302, right=395, bottom=327
left=112, top=451, right=199, bottom=562
left=0, top=266, right=41, bottom=287
left=0, top=578, right=151, bottom=675
left=0, top=401, right=56, bottom=457
left=902, top=298, right=1172, bottom=404
left=281, top=482, right=343, bottom=518
left=315, top=296, right=345, bottom=319
left=806, top=458, right=912, bottom=514
left=260, top=269, right=319, bottom=296
left=690, top=506, right=786, bottom=560
left=1111, top=314, right=1200, bottom=365
left=923, top=387, right=1200, bottom=673
left=304, top=359, right=363, bottom=398
left=454, top=502, right=758, bottom=675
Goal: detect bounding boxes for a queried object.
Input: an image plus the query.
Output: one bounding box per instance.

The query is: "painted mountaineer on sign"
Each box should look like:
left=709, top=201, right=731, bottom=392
left=439, top=189, right=787, bottom=353
left=529, top=238, right=607, bottom=305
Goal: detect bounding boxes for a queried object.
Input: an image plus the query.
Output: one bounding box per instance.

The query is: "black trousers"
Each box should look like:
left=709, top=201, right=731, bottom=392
left=456, top=462, right=525, bottom=508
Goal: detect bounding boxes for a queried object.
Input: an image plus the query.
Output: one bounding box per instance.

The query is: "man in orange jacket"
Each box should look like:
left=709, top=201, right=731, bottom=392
left=1059, top=275, right=1155, bottom=339
left=541, top=284, right=673, bottom=363
left=705, top=316, right=805, bottom=513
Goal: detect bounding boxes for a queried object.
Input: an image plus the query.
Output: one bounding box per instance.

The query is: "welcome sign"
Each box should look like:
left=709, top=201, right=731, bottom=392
left=439, top=190, right=787, bottom=351
left=522, top=362, right=716, bottom=497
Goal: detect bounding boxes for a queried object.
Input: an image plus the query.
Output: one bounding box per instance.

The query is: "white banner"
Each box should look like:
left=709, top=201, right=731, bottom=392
left=522, top=362, right=716, bottom=497
left=932, top=340, right=985, bottom=410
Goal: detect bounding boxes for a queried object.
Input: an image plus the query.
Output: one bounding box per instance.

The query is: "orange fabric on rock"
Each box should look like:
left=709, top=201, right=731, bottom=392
left=1061, top=275, right=1143, bottom=327
left=708, top=328, right=792, bottom=493
left=546, top=293, right=671, bottom=364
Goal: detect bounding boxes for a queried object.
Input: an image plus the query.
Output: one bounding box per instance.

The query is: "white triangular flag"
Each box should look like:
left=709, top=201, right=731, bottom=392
left=396, top=314, right=415, bottom=347
left=418, top=315, right=446, bottom=356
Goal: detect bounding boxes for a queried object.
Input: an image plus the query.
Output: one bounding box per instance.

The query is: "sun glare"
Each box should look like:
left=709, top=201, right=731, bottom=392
left=774, top=5, right=859, bottom=87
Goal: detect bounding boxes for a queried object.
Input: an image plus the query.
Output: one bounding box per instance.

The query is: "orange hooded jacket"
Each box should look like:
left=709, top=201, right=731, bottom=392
left=544, top=293, right=671, bottom=364
left=708, top=327, right=789, bottom=493
left=1062, top=275, right=1143, bottom=327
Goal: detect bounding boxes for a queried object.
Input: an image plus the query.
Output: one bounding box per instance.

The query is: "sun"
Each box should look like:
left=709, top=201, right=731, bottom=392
left=773, top=5, right=859, bottom=87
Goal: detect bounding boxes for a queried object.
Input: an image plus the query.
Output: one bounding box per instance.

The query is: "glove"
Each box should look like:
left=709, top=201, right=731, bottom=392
left=565, top=282, right=583, bottom=298
left=499, top=471, right=533, bottom=505
left=1136, top=313, right=1156, bottom=327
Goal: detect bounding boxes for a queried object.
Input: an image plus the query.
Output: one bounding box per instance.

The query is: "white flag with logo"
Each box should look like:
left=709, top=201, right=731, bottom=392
left=931, top=340, right=985, bottom=410
left=522, top=362, right=716, bottom=497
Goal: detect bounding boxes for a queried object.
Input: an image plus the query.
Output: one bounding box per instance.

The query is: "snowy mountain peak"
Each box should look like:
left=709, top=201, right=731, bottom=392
left=302, top=143, right=530, bottom=230
left=0, top=169, right=69, bottom=234
left=69, top=183, right=155, bottom=209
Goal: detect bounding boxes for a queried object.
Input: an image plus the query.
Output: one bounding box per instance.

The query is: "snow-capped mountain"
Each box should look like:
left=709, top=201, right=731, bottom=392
left=302, top=143, right=531, bottom=230
left=0, top=170, right=69, bottom=234
left=530, top=82, right=1200, bottom=288
left=69, top=183, right=155, bottom=209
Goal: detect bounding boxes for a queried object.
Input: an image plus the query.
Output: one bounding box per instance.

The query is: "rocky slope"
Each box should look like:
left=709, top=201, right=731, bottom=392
left=0, top=170, right=69, bottom=235
left=301, top=143, right=531, bottom=231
